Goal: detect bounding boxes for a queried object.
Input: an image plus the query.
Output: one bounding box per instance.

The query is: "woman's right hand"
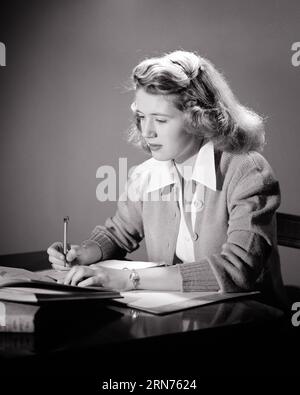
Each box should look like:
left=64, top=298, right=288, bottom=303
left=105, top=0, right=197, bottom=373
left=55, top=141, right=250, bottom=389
left=47, top=240, right=102, bottom=270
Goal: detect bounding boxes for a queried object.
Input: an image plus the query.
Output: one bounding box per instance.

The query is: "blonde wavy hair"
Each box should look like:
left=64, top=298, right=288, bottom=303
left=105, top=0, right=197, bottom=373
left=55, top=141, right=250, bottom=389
left=128, top=50, right=265, bottom=153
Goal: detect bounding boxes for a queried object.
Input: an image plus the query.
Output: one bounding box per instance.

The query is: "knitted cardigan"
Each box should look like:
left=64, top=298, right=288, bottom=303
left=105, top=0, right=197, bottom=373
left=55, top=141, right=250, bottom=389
left=88, top=149, right=287, bottom=307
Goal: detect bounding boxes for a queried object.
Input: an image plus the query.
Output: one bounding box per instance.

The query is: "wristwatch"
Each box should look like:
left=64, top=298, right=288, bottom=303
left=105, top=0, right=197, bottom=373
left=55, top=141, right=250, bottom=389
left=123, top=267, right=140, bottom=289
left=123, top=268, right=140, bottom=289
left=129, top=269, right=140, bottom=289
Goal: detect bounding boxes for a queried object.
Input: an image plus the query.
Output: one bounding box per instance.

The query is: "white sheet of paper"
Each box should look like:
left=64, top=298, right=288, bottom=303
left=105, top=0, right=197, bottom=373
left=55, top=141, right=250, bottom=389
left=120, top=291, right=217, bottom=308
left=116, top=290, right=260, bottom=314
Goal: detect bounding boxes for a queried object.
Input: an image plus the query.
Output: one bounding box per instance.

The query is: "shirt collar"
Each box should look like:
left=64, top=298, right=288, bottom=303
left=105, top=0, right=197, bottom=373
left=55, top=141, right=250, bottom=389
left=192, top=140, right=216, bottom=191
left=145, top=141, right=216, bottom=193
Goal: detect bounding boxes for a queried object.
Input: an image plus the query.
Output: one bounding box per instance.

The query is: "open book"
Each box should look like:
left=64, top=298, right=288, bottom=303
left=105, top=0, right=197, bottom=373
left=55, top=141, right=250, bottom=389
left=0, top=266, right=121, bottom=303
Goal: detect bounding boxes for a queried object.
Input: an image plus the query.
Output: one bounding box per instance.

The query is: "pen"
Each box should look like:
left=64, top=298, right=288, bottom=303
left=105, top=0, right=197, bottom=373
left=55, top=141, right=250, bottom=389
left=63, top=216, right=69, bottom=267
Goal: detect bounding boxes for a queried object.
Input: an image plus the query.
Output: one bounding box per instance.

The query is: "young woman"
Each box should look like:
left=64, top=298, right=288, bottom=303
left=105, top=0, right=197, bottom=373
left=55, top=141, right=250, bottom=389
left=47, top=50, right=286, bottom=307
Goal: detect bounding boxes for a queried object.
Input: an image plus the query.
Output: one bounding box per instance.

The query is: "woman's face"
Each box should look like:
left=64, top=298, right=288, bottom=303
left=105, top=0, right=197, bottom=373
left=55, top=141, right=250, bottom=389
left=135, top=88, right=201, bottom=163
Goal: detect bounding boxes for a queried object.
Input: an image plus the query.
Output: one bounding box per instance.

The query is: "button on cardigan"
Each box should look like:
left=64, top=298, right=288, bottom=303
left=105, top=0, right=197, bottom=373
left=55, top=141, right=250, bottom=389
left=88, top=146, right=287, bottom=307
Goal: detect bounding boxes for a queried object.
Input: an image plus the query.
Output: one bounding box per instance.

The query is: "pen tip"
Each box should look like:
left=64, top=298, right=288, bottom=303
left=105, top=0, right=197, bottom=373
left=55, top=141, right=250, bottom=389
left=64, top=216, right=69, bottom=222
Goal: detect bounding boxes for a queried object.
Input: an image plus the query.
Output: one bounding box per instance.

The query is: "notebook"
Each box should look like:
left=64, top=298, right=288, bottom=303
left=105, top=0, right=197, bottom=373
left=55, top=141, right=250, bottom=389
left=0, top=266, right=121, bottom=303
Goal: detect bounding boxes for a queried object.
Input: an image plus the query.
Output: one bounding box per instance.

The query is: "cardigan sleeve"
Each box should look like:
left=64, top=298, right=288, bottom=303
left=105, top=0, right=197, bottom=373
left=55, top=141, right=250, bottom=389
left=178, top=154, right=281, bottom=292
left=86, top=172, right=145, bottom=261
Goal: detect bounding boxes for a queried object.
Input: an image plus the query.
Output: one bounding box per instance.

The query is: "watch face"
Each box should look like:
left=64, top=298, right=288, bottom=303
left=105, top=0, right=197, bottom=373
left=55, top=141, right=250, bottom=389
left=129, top=269, right=140, bottom=289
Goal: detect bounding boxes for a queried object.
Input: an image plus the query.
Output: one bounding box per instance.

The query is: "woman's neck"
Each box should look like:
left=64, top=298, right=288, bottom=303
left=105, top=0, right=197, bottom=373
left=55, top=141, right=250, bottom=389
left=174, top=137, right=203, bottom=164
left=173, top=138, right=203, bottom=179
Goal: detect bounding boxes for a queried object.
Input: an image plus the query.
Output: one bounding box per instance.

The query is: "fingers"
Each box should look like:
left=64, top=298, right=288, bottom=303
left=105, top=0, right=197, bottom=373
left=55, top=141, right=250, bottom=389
left=63, top=266, right=106, bottom=287
left=47, top=242, right=82, bottom=269
left=63, top=265, right=80, bottom=285
left=47, top=241, right=101, bottom=268
left=66, top=246, right=80, bottom=263
left=64, top=266, right=95, bottom=286
left=47, top=241, right=68, bottom=268
left=78, top=276, right=102, bottom=287
left=47, top=242, right=65, bottom=261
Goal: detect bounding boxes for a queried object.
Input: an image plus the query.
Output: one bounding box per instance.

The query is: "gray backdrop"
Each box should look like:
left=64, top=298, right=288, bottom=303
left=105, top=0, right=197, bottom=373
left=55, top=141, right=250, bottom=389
left=0, top=0, right=299, bottom=285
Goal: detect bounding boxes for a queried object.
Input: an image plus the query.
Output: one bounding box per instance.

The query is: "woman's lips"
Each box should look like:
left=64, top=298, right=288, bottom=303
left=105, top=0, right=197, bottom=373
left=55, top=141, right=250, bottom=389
left=148, top=143, right=163, bottom=151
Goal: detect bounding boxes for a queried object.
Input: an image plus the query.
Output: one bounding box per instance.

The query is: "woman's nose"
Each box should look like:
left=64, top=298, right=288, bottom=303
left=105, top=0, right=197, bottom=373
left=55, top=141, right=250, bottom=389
left=142, top=119, right=157, bottom=138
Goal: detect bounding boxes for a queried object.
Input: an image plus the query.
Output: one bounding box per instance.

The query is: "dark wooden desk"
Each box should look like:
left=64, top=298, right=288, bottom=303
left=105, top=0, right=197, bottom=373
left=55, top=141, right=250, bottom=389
left=0, top=251, right=297, bottom=383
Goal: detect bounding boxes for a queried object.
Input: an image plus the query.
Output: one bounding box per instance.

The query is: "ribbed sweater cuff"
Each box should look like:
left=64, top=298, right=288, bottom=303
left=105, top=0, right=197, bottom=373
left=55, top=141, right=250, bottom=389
left=178, top=261, right=219, bottom=292
left=87, top=231, right=117, bottom=261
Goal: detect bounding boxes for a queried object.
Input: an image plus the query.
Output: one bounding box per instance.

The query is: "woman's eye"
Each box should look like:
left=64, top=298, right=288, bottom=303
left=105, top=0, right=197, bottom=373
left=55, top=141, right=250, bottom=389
left=156, top=119, right=167, bottom=123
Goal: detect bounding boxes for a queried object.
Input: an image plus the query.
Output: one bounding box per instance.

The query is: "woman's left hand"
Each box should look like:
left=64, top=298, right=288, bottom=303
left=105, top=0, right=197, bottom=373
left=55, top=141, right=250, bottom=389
left=62, top=265, right=131, bottom=291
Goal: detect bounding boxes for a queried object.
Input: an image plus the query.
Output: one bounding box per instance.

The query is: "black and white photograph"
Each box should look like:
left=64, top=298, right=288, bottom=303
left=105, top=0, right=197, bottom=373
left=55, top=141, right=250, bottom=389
left=0, top=0, right=299, bottom=391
